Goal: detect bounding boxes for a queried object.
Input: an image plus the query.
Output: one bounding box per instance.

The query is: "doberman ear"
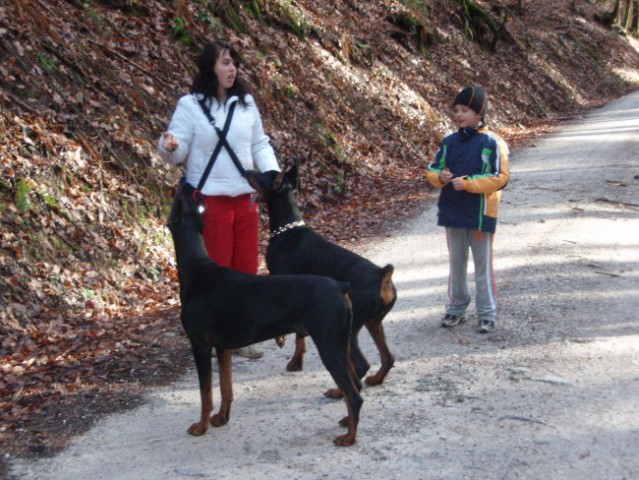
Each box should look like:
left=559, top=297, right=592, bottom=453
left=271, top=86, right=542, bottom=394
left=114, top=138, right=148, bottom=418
left=167, top=177, right=188, bottom=228
left=244, top=170, right=264, bottom=196
left=171, top=180, right=205, bottom=230
left=286, top=163, right=299, bottom=192
left=272, top=169, right=286, bottom=191
left=285, top=156, right=297, bottom=169
left=180, top=181, right=198, bottom=214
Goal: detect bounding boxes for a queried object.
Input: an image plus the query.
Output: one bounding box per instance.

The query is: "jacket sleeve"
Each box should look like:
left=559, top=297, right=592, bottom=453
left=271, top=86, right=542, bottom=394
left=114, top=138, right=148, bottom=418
left=425, top=143, right=447, bottom=189
left=464, top=136, right=509, bottom=194
left=249, top=98, right=280, bottom=172
left=157, top=95, right=194, bottom=165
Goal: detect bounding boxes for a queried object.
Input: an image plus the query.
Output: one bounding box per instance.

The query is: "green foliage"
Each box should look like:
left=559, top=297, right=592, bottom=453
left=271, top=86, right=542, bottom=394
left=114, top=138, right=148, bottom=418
left=40, top=190, right=59, bottom=209
left=387, top=7, right=432, bottom=53
left=82, top=1, right=101, bottom=25
left=283, top=1, right=306, bottom=38
left=351, top=40, right=375, bottom=67
left=146, top=267, right=161, bottom=281
left=455, top=0, right=511, bottom=51
left=313, top=120, right=349, bottom=164
left=400, top=0, right=432, bottom=19
left=311, top=121, right=350, bottom=193
left=24, top=231, right=48, bottom=262
left=208, top=0, right=247, bottom=34
left=247, top=0, right=263, bottom=20
left=37, top=53, right=57, bottom=73
left=171, top=16, right=194, bottom=46
left=313, top=121, right=337, bottom=150
left=566, top=33, right=602, bottom=66
left=0, top=179, right=9, bottom=215
left=283, top=83, right=298, bottom=99
left=332, top=143, right=348, bottom=164
left=0, top=178, right=10, bottom=197
left=137, top=207, right=151, bottom=227
left=151, top=230, right=166, bottom=247
left=269, top=0, right=308, bottom=38
left=458, top=0, right=474, bottom=40
left=16, top=178, right=33, bottom=213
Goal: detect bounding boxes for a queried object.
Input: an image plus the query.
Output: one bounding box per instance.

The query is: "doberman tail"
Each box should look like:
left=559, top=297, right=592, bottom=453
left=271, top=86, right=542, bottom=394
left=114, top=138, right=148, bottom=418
left=338, top=281, right=352, bottom=296
left=380, top=264, right=396, bottom=306
left=338, top=281, right=353, bottom=313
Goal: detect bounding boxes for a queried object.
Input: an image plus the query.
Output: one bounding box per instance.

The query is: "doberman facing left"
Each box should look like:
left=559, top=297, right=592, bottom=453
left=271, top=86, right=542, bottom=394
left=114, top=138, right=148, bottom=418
left=245, top=164, right=397, bottom=398
left=167, top=178, right=363, bottom=446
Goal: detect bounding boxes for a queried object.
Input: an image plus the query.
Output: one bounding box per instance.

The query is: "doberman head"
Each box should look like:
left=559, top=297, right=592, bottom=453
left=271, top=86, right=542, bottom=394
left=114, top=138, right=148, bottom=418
left=245, top=161, right=303, bottom=234
left=166, top=177, right=206, bottom=237
left=245, top=159, right=298, bottom=202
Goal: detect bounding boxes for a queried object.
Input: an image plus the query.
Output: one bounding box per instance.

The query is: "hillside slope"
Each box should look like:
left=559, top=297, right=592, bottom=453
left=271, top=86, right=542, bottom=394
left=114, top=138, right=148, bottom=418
left=1, top=0, right=638, bottom=460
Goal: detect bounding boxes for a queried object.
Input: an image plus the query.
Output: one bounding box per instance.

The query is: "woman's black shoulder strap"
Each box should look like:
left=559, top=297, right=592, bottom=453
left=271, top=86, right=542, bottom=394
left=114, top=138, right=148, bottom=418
left=196, top=98, right=246, bottom=181
left=195, top=98, right=239, bottom=191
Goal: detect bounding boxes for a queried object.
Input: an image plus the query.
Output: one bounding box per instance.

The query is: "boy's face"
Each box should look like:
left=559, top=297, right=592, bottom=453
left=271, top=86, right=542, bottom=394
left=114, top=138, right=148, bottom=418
left=453, top=104, right=483, bottom=129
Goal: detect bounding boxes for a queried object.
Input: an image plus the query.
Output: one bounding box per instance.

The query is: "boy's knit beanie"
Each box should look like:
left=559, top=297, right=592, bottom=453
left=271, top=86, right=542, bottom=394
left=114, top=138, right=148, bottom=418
left=453, top=86, right=488, bottom=119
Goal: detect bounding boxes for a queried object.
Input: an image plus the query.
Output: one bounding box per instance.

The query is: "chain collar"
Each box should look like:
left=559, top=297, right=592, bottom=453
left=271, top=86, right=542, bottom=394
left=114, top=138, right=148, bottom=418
left=270, top=220, right=306, bottom=239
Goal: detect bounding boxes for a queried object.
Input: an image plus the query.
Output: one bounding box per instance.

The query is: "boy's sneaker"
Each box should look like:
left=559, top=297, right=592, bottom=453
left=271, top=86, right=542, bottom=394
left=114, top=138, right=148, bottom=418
left=441, top=314, right=466, bottom=328
left=234, top=345, right=264, bottom=359
left=478, top=319, right=495, bottom=333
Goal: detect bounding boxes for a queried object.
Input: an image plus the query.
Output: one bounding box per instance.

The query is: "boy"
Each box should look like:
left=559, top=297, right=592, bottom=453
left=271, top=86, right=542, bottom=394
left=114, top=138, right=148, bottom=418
left=426, top=86, right=509, bottom=333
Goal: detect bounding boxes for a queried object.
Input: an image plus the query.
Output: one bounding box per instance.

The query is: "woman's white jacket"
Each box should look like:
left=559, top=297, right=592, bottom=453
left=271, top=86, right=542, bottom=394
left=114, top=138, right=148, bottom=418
left=157, top=93, right=279, bottom=196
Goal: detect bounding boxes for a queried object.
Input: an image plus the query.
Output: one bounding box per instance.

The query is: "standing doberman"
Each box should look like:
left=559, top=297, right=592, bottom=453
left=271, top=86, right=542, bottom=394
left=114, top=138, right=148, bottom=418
left=167, top=179, right=363, bottom=446
left=245, top=164, right=397, bottom=398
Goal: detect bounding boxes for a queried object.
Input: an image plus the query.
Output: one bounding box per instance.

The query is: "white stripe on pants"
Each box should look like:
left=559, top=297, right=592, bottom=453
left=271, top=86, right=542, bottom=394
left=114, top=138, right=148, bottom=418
left=445, top=227, right=497, bottom=321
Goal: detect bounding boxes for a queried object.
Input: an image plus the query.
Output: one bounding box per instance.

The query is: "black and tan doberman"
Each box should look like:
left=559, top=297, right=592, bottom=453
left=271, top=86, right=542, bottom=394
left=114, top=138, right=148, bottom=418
left=245, top=164, right=397, bottom=398
left=167, top=179, right=363, bottom=446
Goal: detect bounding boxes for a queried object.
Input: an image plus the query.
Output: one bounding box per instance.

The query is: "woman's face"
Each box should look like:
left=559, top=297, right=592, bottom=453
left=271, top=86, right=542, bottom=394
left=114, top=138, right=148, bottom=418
left=453, top=104, right=482, bottom=129
left=214, top=49, right=237, bottom=93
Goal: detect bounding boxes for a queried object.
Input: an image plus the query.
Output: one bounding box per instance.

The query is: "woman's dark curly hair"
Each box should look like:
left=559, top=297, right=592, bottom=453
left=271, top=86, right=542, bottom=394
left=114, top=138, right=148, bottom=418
left=191, top=40, right=250, bottom=107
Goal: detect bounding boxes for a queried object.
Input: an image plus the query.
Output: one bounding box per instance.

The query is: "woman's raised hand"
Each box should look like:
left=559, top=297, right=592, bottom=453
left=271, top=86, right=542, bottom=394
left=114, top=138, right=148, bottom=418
left=162, top=132, right=180, bottom=152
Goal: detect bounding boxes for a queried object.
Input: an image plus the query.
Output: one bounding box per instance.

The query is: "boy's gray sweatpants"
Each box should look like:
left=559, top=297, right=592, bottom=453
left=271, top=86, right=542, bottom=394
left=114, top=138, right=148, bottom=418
left=445, top=227, right=497, bottom=322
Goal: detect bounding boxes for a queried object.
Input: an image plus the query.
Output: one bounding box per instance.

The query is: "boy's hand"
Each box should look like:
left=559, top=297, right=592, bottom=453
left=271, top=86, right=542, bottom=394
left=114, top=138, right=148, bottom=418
left=451, top=176, right=467, bottom=191
left=439, top=168, right=453, bottom=184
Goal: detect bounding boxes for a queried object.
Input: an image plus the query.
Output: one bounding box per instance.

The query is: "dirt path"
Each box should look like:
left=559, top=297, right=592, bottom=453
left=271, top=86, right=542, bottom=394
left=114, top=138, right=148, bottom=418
left=8, top=91, right=639, bottom=480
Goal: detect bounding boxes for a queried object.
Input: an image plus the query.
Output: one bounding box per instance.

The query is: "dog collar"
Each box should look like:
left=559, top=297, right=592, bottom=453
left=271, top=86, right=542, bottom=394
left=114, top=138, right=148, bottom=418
left=270, top=220, right=306, bottom=238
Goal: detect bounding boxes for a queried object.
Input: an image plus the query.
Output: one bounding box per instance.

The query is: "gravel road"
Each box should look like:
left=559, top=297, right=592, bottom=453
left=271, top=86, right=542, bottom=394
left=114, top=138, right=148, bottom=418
left=8, top=91, right=639, bottom=480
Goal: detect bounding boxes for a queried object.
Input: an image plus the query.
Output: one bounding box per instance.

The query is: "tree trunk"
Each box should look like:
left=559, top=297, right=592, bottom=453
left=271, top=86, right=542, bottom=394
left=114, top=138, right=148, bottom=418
left=631, top=0, right=639, bottom=34
left=455, top=0, right=512, bottom=52
left=623, top=0, right=636, bottom=32
left=615, top=0, right=625, bottom=25
left=615, top=0, right=639, bottom=34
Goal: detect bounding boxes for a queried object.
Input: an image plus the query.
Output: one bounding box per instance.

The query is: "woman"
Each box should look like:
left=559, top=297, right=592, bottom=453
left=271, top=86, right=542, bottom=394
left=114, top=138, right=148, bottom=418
left=158, top=40, right=280, bottom=357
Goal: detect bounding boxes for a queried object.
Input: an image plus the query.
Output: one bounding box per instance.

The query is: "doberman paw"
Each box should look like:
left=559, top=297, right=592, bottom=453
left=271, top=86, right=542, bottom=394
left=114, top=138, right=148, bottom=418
left=365, top=373, right=384, bottom=386
left=324, top=387, right=343, bottom=399
left=187, top=422, right=208, bottom=436
left=333, top=434, right=356, bottom=447
left=211, top=413, right=229, bottom=427
left=286, top=358, right=303, bottom=372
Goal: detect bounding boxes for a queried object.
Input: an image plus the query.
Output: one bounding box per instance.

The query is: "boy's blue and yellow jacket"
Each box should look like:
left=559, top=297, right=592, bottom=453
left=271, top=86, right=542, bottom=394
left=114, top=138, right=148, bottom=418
left=426, top=125, right=509, bottom=234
